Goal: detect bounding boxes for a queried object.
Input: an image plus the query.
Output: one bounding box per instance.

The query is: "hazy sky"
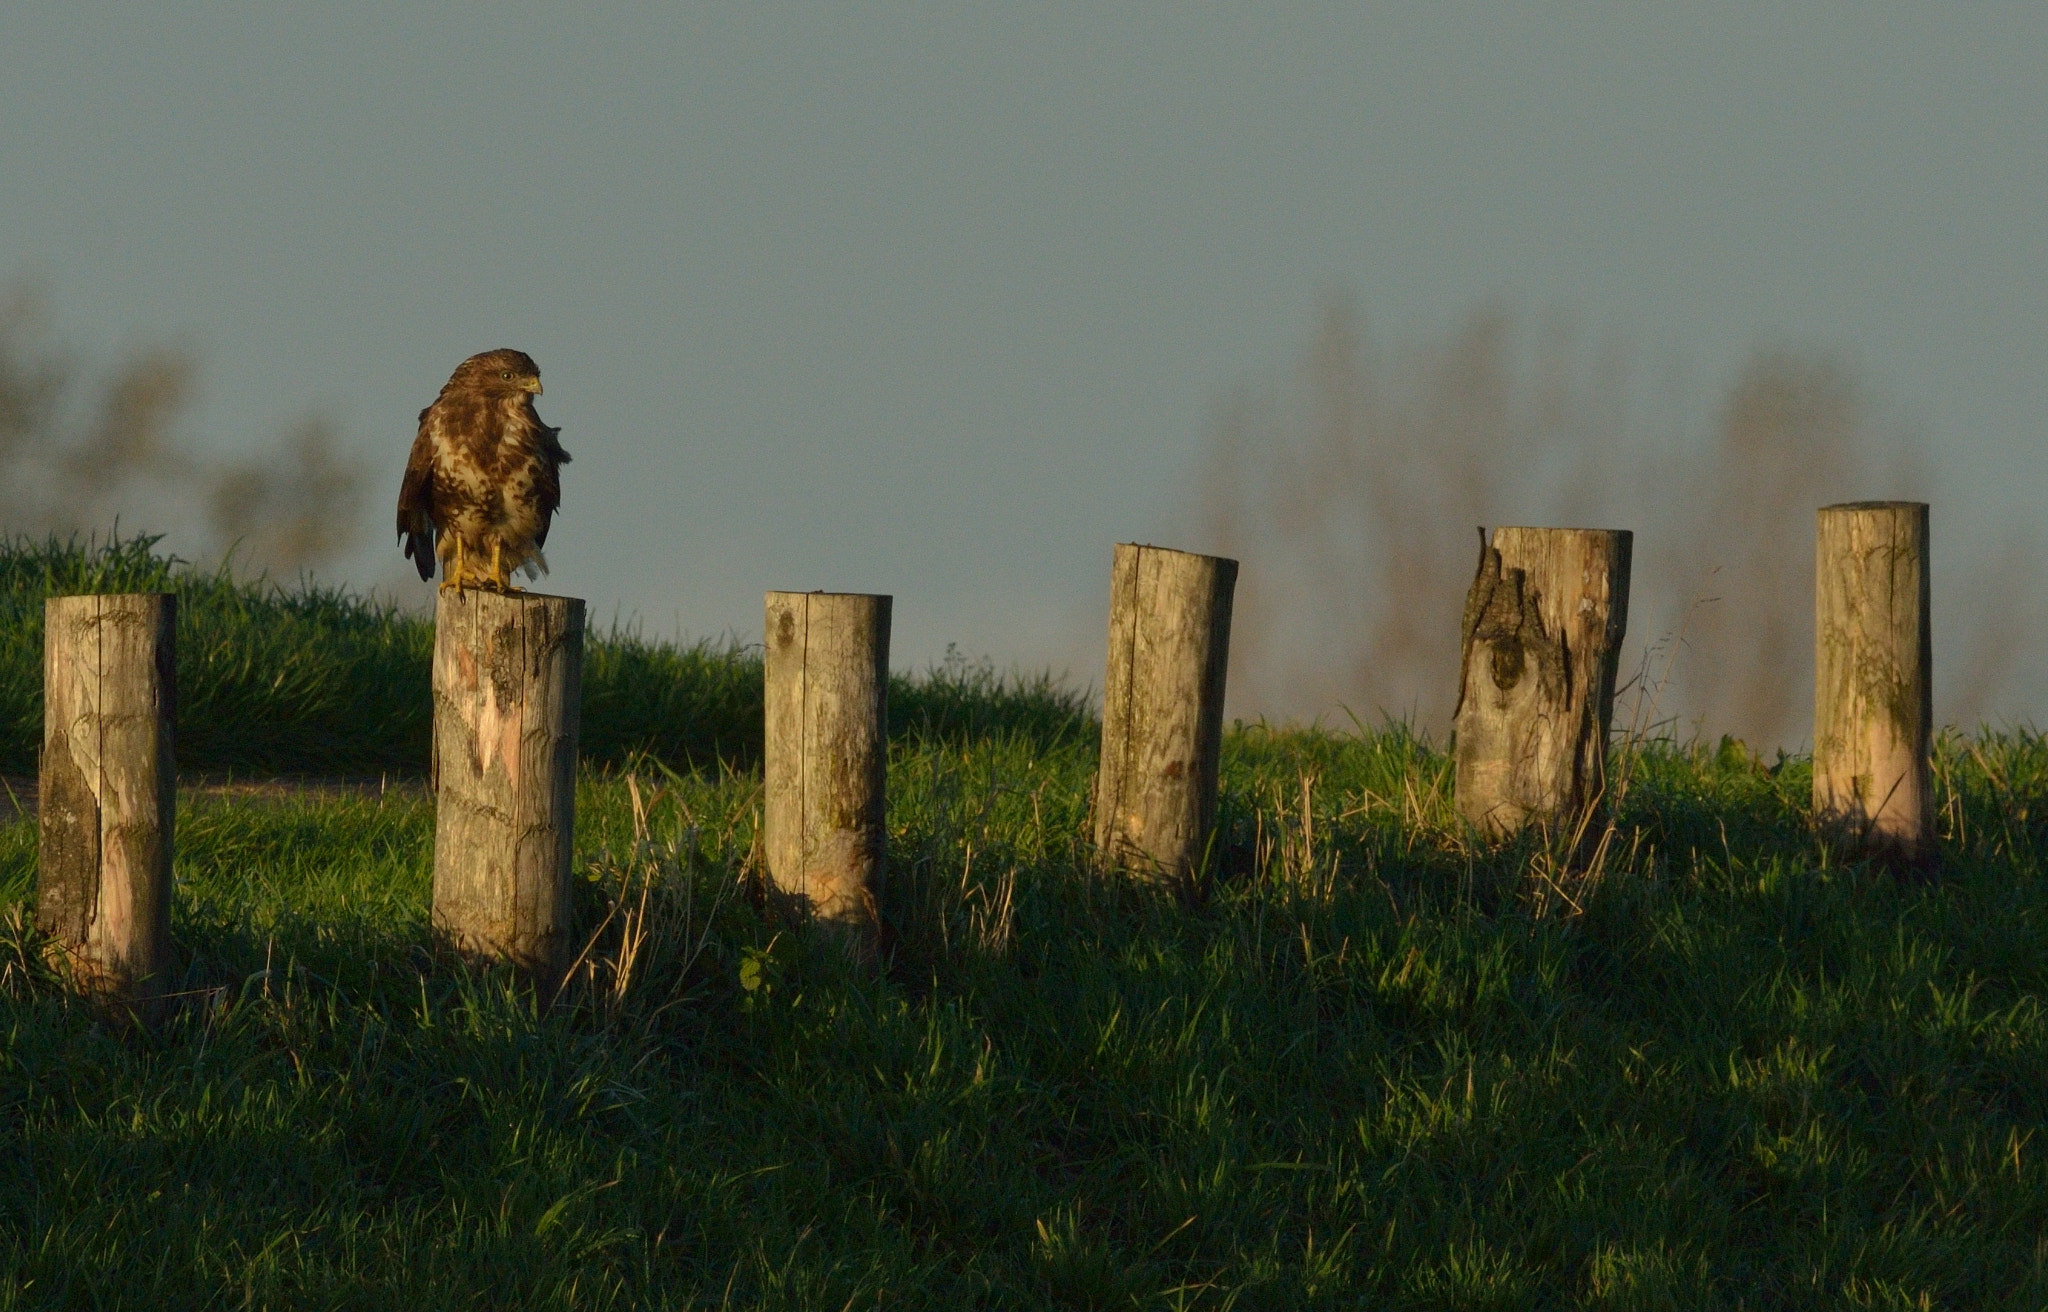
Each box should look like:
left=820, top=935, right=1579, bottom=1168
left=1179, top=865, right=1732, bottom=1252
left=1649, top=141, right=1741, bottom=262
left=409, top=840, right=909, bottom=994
left=5, top=5, right=2046, bottom=705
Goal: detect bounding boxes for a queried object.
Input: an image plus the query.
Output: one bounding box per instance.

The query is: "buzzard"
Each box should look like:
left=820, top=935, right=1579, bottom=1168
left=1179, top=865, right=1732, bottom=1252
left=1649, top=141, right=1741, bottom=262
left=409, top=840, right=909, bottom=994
left=396, top=349, right=570, bottom=591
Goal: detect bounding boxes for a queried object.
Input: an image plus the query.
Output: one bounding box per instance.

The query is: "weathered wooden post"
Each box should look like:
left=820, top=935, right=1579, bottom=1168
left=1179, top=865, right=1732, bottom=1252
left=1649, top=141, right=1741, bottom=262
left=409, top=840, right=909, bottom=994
left=764, top=591, right=890, bottom=940
left=38, top=594, right=176, bottom=1009
left=1453, top=527, right=1632, bottom=838
left=1813, top=501, right=1933, bottom=868
left=431, top=588, right=583, bottom=981
left=1093, top=543, right=1237, bottom=887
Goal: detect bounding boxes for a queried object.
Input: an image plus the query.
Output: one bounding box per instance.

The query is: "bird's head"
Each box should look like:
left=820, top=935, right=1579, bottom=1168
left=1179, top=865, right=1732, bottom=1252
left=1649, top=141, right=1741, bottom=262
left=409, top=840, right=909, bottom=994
left=453, top=348, right=543, bottom=396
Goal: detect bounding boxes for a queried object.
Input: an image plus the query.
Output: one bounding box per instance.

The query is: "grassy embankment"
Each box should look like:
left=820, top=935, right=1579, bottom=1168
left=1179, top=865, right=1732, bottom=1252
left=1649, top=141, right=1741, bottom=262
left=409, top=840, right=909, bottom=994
left=0, top=537, right=2044, bottom=1308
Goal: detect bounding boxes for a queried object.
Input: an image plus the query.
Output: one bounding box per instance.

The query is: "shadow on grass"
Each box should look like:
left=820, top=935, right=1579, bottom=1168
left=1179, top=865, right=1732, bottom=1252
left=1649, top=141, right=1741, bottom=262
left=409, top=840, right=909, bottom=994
left=1, top=731, right=2047, bottom=1303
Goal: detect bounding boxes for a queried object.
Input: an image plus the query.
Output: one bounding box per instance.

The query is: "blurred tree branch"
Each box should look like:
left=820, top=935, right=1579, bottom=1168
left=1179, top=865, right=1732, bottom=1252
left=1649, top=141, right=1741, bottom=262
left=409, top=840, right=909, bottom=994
left=1193, top=294, right=2039, bottom=747
left=0, top=281, right=367, bottom=577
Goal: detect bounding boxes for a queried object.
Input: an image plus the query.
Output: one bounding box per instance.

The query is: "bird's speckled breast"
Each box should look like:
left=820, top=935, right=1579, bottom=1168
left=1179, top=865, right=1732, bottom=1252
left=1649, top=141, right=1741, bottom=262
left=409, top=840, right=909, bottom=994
left=429, top=393, right=558, bottom=573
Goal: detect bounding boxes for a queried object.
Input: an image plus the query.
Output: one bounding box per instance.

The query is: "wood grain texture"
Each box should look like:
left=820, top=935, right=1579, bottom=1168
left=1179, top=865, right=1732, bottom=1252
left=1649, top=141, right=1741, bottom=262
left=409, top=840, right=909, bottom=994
left=1453, top=527, right=1632, bottom=837
left=431, top=588, right=583, bottom=979
left=38, top=594, right=176, bottom=1005
left=1813, top=501, right=1933, bottom=867
left=763, top=592, right=889, bottom=934
left=1094, top=543, right=1237, bottom=887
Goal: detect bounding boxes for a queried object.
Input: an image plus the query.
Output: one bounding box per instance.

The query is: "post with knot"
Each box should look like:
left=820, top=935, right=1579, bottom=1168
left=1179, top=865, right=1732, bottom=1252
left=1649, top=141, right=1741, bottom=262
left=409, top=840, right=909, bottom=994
left=763, top=591, right=890, bottom=949
left=1813, top=501, right=1933, bottom=870
left=1093, top=543, right=1238, bottom=890
left=38, top=593, right=177, bottom=1014
left=431, top=588, right=584, bottom=984
left=1453, top=527, right=1633, bottom=840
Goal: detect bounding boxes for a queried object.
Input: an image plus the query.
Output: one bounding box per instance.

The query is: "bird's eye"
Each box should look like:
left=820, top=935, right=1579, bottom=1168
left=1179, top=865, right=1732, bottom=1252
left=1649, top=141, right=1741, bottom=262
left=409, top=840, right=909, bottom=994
left=500, top=370, right=512, bottom=380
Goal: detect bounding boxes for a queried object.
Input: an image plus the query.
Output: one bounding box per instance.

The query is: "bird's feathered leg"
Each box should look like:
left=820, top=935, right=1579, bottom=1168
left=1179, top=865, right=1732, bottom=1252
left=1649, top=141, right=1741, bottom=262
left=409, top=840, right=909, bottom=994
left=489, top=539, right=526, bottom=594
left=440, top=536, right=466, bottom=593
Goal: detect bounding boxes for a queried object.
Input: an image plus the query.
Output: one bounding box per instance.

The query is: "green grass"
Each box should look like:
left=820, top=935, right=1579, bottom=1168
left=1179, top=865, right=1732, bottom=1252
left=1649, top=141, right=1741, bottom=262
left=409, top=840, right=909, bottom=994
left=0, top=540, right=2045, bottom=1306
left=0, top=535, right=1089, bottom=776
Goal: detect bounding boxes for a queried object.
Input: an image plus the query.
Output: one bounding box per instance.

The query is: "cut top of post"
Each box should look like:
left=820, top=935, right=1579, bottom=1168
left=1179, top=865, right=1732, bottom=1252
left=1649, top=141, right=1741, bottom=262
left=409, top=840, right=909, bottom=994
left=1101, top=544, right=1239, bottom=734
left=437, top=587, right=585, bottom=605
left=1110, top=542, right=1230, bottom=564
left=1480, top=525, right=1632, bottom=632
left=763, top=592, right=894, bottom=674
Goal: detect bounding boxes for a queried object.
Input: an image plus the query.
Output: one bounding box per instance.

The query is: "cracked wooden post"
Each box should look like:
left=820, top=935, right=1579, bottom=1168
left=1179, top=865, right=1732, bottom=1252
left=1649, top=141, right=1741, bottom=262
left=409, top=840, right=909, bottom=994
left=38, top=594, right=176, bottom=1012
left=1814, top=501, right=1933, bottom=869
left=763, top=592, right=889, bottom=945
left=431, top=588, right=583, bottom=983
left=1453, top=527, right=1632, bottom=839
left=1093, top=543, right=1237, bottom=888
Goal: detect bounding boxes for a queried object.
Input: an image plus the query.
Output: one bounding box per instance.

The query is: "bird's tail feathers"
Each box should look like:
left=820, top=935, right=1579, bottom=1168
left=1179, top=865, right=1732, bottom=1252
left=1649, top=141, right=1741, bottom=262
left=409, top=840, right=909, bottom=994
left=402, top=530, right=436, bottom=581
left=522, top=549, right=549, bottom=580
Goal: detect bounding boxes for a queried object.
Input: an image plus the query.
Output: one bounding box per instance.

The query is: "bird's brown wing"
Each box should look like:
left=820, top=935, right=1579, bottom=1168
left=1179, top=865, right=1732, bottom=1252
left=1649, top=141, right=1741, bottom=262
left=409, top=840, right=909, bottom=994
left=533, top=422, right=567, bottom=548
left=396, top=405, right=439, bottom=581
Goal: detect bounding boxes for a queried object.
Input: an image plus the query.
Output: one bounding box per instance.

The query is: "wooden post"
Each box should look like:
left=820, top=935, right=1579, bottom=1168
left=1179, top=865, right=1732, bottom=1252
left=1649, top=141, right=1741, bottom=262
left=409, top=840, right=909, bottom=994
left=763, top=592, right=890, bottom=937
left=431, top=588, right=583, bottom=981
left=1094, top=543, right=1237, bottom=887
left=1813, top=501, right=1933, bottom=867
left=1453, top=527, right=1632, bottom=838
left=38, top=594, right=176, bottom=1007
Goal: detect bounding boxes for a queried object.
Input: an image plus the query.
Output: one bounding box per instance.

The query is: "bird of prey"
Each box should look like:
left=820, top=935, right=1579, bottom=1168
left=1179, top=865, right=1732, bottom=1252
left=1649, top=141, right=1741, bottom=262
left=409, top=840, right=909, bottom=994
left=396, top=349, right=570, bottom=591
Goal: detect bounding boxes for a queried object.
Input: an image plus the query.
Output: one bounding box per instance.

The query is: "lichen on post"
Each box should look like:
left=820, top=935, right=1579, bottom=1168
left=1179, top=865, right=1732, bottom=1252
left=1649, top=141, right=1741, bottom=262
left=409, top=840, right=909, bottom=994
left=1453, top=527, right=1632, bottom=839
left=38, top=593, right=177, bottom=1010
left=1093, top=543, right=1237, bottom=888
left=763, top=591, right=890, bottom=943
left=430, top=588, right=583, bottom=982
left=1813, top=501, right=1933, bottom=869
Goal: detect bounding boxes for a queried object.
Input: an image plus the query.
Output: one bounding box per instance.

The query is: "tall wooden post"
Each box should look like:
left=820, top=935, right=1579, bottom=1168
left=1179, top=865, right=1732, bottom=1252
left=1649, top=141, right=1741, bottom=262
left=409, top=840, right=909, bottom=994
left=1094, top=543, right=1237, bottom=887
left=38, top=594, right=176, bottom=1007
left=764, top=592, right=890, bottom=937
left=1453, top=527, right=1632, bottom=838
left=431, top=589, right=583, bottom=981
left=1813, top=501, right=1933, bottom=868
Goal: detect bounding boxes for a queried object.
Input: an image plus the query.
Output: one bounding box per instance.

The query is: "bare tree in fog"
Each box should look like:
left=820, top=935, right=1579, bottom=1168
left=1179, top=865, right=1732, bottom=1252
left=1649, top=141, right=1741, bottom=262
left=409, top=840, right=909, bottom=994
left=1193, top=294, right=2037, bottom=748
left=1198, top=297, right=1628, bottom=731
left=1661, top=353, right=1911, bottom=746
left=0, top=283, right=368, bottom=576
left=206, top=416, right=366, bottom=575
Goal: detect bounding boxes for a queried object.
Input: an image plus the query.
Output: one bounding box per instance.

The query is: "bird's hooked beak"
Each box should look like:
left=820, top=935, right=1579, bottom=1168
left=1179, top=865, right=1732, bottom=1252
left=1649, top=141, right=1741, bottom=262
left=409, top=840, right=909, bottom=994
left=525, top=378, right=544, bottom=396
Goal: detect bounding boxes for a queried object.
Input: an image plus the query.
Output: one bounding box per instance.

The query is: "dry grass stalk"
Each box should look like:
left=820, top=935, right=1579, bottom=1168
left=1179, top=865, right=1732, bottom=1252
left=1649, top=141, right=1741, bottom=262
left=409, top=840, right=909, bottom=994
left=560, top=772, right=732, bottom=1026
left=892, top=762, right=1024, bottom=967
